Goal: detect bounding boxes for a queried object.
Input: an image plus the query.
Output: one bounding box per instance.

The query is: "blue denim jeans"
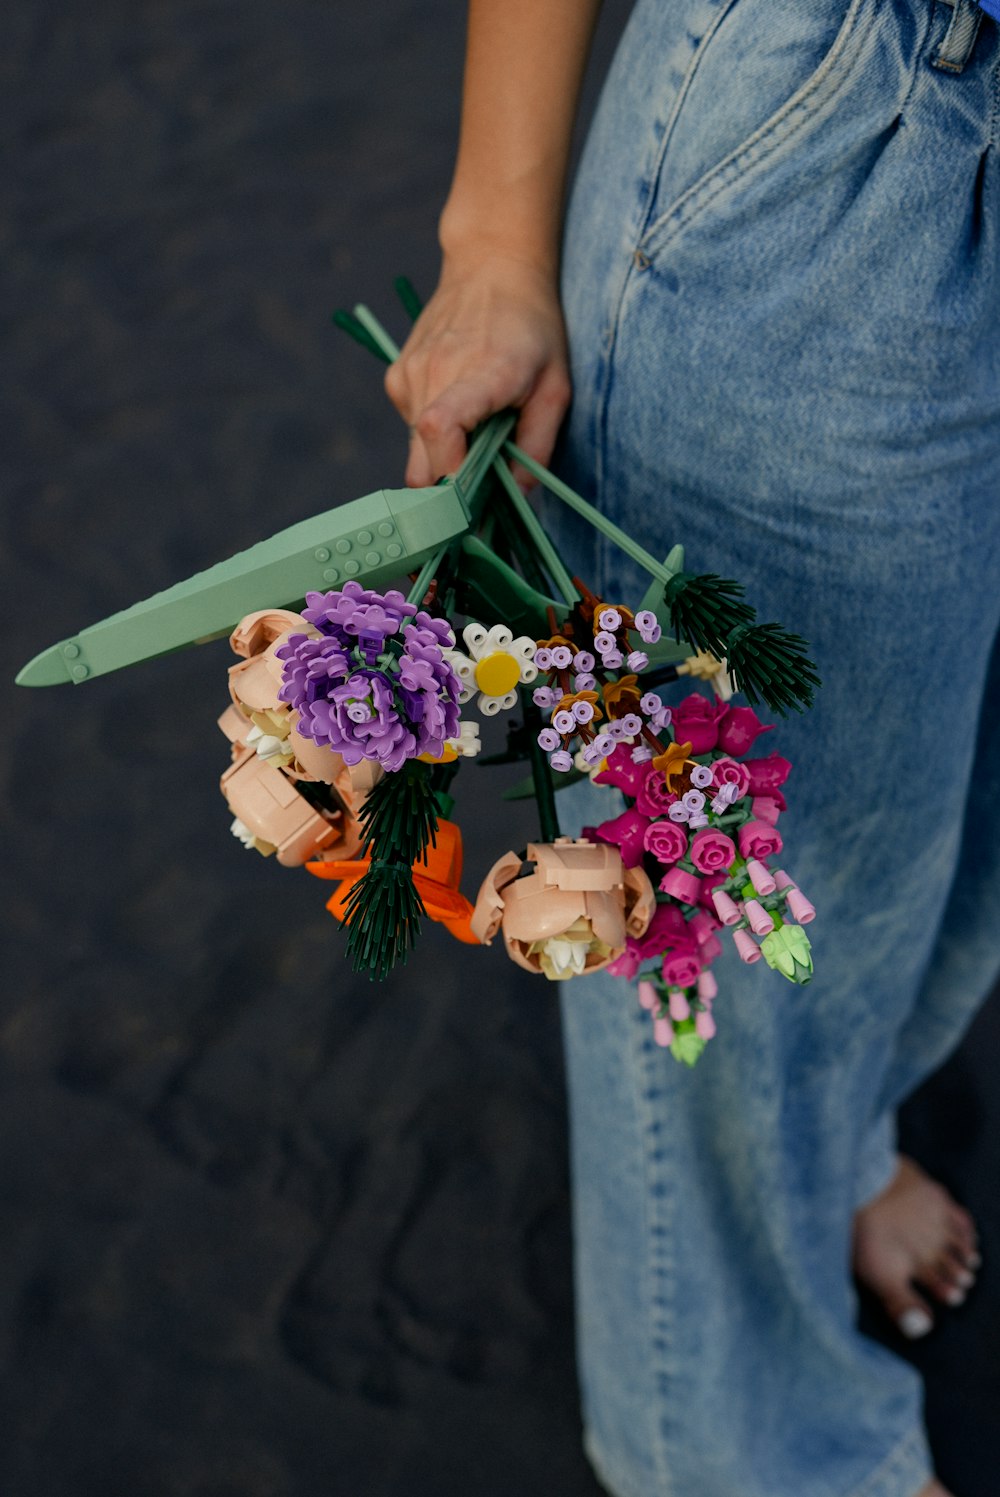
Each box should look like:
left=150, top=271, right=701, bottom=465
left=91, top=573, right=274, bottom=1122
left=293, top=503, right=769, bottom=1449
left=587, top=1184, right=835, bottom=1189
left=547, top=2, right=1000, bottom=1494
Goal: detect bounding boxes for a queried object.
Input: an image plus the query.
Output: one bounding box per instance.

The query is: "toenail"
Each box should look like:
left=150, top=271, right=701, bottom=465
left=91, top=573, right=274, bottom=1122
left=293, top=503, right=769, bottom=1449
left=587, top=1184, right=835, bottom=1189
left=898, top=1308, right=933, bottom=1339
left=955, top=1269, right=975, bottom=1289
left=968, top=1251, right=982, bottom=1269
left=945, top=1287, right=966, bottom=1307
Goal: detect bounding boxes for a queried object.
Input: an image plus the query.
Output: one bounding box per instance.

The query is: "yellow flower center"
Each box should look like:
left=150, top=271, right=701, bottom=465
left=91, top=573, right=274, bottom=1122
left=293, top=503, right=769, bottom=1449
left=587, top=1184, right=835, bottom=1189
left=474, top=651, right=521, bottom=696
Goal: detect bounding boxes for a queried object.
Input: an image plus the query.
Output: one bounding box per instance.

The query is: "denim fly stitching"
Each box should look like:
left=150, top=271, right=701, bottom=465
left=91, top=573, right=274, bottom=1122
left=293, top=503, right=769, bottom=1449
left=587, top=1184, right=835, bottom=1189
left=640, top=0, right=876, bottom=259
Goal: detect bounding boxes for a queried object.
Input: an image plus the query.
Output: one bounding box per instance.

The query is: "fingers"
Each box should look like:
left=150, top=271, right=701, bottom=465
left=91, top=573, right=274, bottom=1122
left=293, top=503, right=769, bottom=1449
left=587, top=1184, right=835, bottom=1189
left=404, top=373, right=513, bottom=487
left=509, top=363, right=572, bottom=489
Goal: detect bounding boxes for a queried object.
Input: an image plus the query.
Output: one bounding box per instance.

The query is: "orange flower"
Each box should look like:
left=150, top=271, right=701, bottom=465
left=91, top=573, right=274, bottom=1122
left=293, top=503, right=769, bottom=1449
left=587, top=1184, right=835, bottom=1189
left=602, top=674, right=642, bottom=718
left=652, top=739, right=695, bottom=790
left=305, top=817, right=478, bottom=944
left=554, top=688, right=603, bottom=723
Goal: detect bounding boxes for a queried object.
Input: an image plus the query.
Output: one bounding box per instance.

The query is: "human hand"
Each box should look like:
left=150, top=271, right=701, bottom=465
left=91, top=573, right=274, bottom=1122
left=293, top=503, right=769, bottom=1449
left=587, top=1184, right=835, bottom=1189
left=383, top=254, right=571, bottom=489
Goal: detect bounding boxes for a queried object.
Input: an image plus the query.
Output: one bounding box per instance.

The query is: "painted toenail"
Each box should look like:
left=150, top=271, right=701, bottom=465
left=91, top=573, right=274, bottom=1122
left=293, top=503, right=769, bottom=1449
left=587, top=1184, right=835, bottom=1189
left=898, top=1308, right=933, bottom=1339
left=955, top=1269, right=975, bottom=1289
left=968, top=1251, right=982, bottom=1269
left=945, top=1288, right=966, bottom=1307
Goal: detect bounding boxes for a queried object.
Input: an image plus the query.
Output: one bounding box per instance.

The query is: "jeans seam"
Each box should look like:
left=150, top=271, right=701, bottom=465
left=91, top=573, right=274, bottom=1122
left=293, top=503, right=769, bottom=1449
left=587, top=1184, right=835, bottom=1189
left=633, top=0, right=741, bottom=250
left=843, top=1428, right=933, bottom=1497
left=640, top=0, right=875, bottom=260
left=631, top=1012, right=677, bottom=1496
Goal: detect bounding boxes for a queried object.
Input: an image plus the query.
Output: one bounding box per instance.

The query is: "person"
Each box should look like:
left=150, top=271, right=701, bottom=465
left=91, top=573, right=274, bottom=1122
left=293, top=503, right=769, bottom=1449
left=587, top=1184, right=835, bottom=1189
left=384, top=3, right=1000, bottom=1494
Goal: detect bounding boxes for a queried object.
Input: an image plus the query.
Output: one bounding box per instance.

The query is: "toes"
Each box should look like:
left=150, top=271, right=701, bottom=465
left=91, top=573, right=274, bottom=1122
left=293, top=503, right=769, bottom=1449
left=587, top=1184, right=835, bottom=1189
left=943, top=1243, right=977, bottom=1290
left=917, top=1263, right=969, bottom=1308
left=889, top=1293, right=935, bottom=1340
left=947, top=1205, right=979, bottom=1266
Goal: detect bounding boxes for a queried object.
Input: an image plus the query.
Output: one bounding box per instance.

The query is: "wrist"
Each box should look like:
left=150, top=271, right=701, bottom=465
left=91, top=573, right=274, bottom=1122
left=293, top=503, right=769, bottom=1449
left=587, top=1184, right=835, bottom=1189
left=438, top=191, right=561, bottom=281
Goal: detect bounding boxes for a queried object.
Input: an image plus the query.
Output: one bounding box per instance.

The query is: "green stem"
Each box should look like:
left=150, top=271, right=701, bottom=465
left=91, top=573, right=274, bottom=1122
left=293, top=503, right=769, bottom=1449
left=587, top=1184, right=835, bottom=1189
left=352, top=304, right=401, bottom=361
left=491, top=457, right=579, bottom=606
left=523, top=689, right=561, bottom=844
left=503, top=441, right=681, bottom=586
left=407, top=542, right=450, bottom=607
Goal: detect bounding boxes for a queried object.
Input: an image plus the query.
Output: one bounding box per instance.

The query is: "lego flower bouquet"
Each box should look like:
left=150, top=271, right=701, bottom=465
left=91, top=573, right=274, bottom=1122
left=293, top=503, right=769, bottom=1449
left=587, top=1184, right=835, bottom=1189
left=18, top=282, right=821, bottom=1066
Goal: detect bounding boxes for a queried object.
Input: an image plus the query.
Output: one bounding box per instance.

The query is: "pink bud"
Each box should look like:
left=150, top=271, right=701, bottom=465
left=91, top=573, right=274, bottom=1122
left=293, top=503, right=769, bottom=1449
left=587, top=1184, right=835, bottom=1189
left=711, top=888, right=741, bottom=926
left=746, top=858, right=776, bottom=896
left=697, top=969, right=718, bottom=1002
left=653, top=1015, right=675, bottom=1048
left=688, top=910, right=719, bottom=946
left=786, top=887, right=816, bottom=924
left=743, top=898, right=775, bottom=936
left=668, top=988, right=691, bottom=1022
left=773, top=869, right=793, bottom=890
left=732, top=928, right=762, bottom=964
left=658, top=866, right=703, bottom=905
left=638, top=980, right=658, bottom=1011
left=751, top=795, right=783, bottom=826
left=695, top=1009, right=717, bottom=1041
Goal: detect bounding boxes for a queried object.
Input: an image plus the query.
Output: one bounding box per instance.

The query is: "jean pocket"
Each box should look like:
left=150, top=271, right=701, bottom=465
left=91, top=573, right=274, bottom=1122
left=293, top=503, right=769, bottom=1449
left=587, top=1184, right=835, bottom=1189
left=638, top=0, right=883, bottom=260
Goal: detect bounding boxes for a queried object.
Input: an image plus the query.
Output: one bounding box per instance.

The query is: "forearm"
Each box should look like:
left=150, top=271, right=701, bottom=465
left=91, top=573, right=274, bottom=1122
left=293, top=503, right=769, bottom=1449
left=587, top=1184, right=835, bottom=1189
left=440, top=0, right=604, bottom=275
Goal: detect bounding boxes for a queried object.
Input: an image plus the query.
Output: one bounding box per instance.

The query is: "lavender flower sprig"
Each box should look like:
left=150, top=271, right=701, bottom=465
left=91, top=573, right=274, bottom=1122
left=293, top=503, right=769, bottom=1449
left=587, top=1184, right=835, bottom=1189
left=276, top=583, right=461, bottom=773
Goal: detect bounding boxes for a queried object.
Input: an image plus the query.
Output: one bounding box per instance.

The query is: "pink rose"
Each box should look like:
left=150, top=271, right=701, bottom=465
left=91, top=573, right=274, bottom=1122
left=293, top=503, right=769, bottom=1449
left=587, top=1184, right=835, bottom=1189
left=689, top=827, right=737, bottom=874
left=710, top=757, right=751, bottom=800
left=643, top=819, right=688, bottom=866
left=717, top=706, right=774, bottom=755
left=744, top=754, right=792, bottom=794
left=662, top=950, right=702, bottom=989
left=738, top=819, right=784, bottom=861
left=594, top=742, right=649, bottom=798
left=671, top=693, right=727, bottom=754
left=635, top=766, right=676, bottom=818
left=592, top=807, right=651, bottom=868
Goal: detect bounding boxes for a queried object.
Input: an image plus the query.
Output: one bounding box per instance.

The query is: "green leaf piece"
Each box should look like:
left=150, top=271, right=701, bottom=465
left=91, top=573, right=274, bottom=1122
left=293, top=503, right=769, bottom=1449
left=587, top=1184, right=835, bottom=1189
left=724, top=621, right=821, bottom=716
left=662, top=572, right=755, bottom=658
left=760, top=923, right=814, bottom=983
left=669, top=1018, right=707, bottom=1067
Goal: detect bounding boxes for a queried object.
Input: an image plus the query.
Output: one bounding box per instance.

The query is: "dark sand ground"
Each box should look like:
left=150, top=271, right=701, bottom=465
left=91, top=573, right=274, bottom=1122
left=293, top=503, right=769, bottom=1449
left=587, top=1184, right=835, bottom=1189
left=2, top=4, right=997, bottom=1494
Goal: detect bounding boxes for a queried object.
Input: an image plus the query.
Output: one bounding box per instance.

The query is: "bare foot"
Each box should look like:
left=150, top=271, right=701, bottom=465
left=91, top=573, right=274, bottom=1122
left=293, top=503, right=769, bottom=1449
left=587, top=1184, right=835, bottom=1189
left=853, top=1156, right=979, bottom=1340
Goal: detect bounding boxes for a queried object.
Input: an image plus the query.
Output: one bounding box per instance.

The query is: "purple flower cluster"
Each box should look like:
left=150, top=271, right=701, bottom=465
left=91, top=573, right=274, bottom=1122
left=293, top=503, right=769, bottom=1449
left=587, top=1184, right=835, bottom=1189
left=276, top=584, right=461, bottom=772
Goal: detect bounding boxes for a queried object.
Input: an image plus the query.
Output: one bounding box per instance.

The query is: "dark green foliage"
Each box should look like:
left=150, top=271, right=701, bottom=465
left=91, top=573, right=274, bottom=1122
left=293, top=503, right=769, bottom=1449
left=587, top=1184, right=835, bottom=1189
left=663, top=572, right=755, bottom=658
left=343, top=860, right=427, bottom=980
left=330, top=309, right=391, bottom=365
left=394, top=275, right=424, bottom=322
left=725, top=622, right=821, bottom=716
left=343, top=763, right=440, bottom=979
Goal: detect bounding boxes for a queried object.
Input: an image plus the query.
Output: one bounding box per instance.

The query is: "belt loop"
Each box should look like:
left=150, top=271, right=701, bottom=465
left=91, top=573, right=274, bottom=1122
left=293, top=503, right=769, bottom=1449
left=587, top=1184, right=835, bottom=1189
left=931, top=0, right=985, bottom=73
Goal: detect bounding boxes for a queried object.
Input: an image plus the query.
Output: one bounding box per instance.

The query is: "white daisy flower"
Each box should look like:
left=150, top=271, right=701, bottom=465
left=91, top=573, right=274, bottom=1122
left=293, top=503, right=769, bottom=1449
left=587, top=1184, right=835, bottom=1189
left=444, top=622, right=538, bottom=716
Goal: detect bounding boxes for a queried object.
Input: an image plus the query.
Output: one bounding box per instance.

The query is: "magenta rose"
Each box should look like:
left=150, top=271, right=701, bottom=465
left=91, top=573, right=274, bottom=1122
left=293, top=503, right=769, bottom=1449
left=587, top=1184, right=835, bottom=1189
left=643, top=819, right=688, bottom=866
left=698, top=871, right=728, bottom=910
left=738, top=819, right=784, bottom=861
left=662, top=950, right=702, bottom=988
left=716, top=705, right=774, bottom=755
left=689, top=827, right=737, bottom=875
left=594, top=742, right=649, bottom=798
left=744, top=753, right=792, bottom=794
left=635, top=766, right=676, bottom=818
left=710, top=757, right=751, bottom=800
left=671, top=693, right=727, bottom=754
left=607, top=903, right=689, bottom=976
left=751, top=793, right=785, bottom=826
left=592, top=807, right=651, bottom=868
